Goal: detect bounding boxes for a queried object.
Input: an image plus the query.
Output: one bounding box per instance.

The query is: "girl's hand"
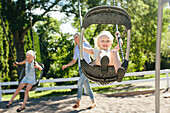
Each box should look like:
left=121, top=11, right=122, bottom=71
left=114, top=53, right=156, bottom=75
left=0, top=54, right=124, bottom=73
left=34, top=62, right=38, bottom=68
left=34, top=62, right=42, bottom=71
left=115, top=31, right=120, bottom=36
left=13, top=62, right=18, bottom=66
left=62, top=65, right=68, bottom=70
left=115, top=31, right=120, bottom=42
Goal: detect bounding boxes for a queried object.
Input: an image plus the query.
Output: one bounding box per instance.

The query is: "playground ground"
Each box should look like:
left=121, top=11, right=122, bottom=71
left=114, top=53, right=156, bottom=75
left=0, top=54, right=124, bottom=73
left=1, top=81, right=170, bottom=113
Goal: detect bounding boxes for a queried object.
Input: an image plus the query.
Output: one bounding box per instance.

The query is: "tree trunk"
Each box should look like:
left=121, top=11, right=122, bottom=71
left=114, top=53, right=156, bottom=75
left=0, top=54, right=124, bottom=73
left=13, top=31, right=25, bottom=99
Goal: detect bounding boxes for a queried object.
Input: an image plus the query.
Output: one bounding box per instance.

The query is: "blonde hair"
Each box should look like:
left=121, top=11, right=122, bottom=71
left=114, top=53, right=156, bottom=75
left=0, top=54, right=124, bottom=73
left=73, top=33, right=90, bottom=52
left=95, top=31, right=114, bottom=49
left=26, top=50, right=36, bottom=59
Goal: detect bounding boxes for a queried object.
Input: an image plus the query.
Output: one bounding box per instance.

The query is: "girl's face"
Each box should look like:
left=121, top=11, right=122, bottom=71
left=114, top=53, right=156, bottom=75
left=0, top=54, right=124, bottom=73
left=74, top=35, right=80, bottom=45
left=26, top=54, right=34, bottom=63
left=97, top=36, right=112, bottom=50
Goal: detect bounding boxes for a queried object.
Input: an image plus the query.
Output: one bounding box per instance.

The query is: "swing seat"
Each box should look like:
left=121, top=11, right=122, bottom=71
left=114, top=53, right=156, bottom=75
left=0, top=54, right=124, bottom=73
left=81, top=58, right=129, bottom=85
left=82, top=6, right=131, bottom=30
left=80, top=6, right=131, bottom=85
left=19, top=62, right=44, bottom=91
left=81, top=57, right=117, bottom=85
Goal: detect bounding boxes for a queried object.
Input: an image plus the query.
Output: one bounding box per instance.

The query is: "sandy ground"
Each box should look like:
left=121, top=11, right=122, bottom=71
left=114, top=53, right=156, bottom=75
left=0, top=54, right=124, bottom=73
left=1, top=81, right=170, bottom=113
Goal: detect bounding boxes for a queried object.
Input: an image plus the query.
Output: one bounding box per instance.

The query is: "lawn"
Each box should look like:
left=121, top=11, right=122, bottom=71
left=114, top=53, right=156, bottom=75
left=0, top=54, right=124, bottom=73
left=1, top=73, right=169, bottom=101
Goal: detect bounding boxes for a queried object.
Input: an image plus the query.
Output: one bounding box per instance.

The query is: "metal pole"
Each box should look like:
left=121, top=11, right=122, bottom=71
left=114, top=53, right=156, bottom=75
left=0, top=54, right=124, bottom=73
left=166, top=72, right=169, bottom=88
left=80, top=28, right=85, bottom=60
left=126, top=30, right=131, bottom=61
left=79, top=0, right=83, bottom=60
left=29, top=0, right=35, bottom=51
left=78, top=0, right=82, bottom=29
left=155, top=0, right=163, bottom=112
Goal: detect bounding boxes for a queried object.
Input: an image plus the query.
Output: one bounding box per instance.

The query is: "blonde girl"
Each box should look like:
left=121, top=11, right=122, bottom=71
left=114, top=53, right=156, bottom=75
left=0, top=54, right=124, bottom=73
left=6, top=50, right=42, bottom=112
left=84, top=31, right=125, bottom=82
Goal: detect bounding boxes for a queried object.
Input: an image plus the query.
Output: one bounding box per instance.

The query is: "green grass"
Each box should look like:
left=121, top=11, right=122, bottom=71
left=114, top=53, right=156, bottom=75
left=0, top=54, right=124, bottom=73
left=2, top=89, right=77, bottom=101
left=92, top=84, right=151, bottom=94
left=123, top=73, right=167, bottom=81
left=2, top=73, right=169, bottom=101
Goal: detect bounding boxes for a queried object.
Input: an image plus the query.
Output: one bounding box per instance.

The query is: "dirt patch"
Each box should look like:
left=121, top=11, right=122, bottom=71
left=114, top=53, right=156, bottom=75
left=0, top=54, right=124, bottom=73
left=1, top=81, right=170, bottom=113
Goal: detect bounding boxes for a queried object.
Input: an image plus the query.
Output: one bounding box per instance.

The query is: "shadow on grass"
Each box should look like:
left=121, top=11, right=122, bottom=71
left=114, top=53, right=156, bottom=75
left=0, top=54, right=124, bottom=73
left=92, top=84, right=153, bottom=94
left=31, top=89, right=78, bottom=99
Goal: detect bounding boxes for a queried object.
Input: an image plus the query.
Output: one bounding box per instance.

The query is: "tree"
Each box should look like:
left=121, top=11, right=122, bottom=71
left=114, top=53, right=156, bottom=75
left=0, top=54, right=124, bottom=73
left=59, top=0, right=170, bottom=71
left=36, top=17, right=61, bottom=77
left=1, top=0, right=61, bottom=99
left=1, top=0, right=61, bottom=75
left=161, top=8, right=170, bottom=58
left=0, top=13, right=10, bottom=83
left=36, top=17, right=79, bottom=81
left=0, top=19, right=6, bottom=82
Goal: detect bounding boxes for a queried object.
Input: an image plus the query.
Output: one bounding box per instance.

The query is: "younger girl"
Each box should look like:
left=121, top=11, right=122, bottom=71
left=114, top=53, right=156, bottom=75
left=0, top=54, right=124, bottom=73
left=6, top=50, right=42, bottom=112
left=84, top=31, right=125, bottom=82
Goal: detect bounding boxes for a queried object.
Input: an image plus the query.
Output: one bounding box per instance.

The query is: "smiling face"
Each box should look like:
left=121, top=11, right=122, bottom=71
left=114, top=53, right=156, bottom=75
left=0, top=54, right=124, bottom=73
left=74, top=35, right=80, bottom=45
left=26, top=54, right=34, bottom=63
left=97, top=35, right=113, bottom=50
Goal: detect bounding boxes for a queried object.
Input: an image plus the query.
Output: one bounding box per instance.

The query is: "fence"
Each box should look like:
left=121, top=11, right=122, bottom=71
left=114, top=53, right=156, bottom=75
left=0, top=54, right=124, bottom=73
left=0, top=69, right=170, bottom=102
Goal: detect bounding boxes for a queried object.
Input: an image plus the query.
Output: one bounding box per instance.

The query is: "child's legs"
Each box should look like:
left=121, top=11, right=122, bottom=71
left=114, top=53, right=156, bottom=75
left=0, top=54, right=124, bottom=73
left=9, top=83, right=27, bottom=104
left=95, top=50, right=110, bottom=65
left=109, top=49, right=121, bottom=72
left=22, top=84, right=33, bottom=107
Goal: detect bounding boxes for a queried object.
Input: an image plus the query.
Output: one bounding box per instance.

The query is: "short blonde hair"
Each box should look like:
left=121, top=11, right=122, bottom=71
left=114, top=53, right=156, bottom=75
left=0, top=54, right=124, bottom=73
left=95, top=31, right=114, bottom=49
left=26, top=50, right=36, bottom=59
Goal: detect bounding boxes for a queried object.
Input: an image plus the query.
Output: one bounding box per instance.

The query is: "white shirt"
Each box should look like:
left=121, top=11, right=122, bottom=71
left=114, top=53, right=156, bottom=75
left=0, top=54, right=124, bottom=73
left=92, top=49, right=110, bottom=60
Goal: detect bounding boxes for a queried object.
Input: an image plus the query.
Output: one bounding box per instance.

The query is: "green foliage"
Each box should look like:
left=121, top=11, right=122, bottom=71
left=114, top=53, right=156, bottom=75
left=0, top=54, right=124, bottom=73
left=36, top=17, right=61, bottom=78
left=1, top=0, right=62, bottom=84
left=24, top=30, right=41, bottom=62
left=0, top=24, right=5, bottom=82
left=39, top=77, right=55, bottom=87
left=161, top=32, right=170, bottom=57
left=47, top=33, right=79, bottom=79
left=0, top=0, right=170, bottom=85
left=35, top=17, right=80, bottom=80
left=58, top=0, right=170, bottom=72
left=0, top=18, right=10, bottom=82
left=161, top=8, right=170, bottom=58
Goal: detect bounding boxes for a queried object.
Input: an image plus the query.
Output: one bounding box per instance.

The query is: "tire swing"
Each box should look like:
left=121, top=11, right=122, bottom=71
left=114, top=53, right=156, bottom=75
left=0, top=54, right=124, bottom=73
left=79, top=6, right=131, bottom=85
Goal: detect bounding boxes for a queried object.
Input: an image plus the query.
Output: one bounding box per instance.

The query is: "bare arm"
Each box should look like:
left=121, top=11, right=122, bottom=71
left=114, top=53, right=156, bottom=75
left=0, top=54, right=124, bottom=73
left=34, top=62, right=43, bottom=71
left=83, top=47, right=94, bottom=55
left=13, top=60, right=26, bottom=66
left=113, top=31, right=123, bottom=51
left=62, top=59, right=77, bottom=70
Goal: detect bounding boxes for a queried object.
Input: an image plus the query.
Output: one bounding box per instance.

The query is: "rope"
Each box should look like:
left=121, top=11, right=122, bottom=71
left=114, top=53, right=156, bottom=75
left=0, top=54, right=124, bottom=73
left=0, top=12, right=16, bottom=63
left=116, top=25, right=124, bottom=61
left=29, top=0, right=38, bottom=85
left=113, top=0, right=125, bottom=61
left=29, top=0, right=35, bottom=51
